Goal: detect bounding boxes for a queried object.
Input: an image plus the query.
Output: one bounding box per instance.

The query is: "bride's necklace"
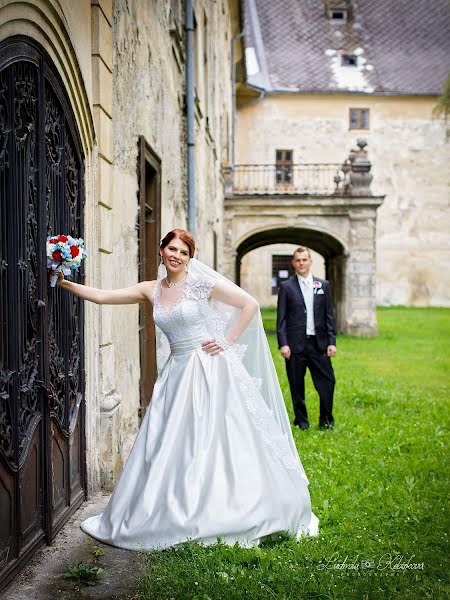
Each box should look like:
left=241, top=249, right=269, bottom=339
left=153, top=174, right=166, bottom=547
left=165, top=273, right=187, bottom=288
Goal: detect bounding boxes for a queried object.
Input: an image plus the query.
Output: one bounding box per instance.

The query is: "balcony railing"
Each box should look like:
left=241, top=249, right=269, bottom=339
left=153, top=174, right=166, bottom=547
left=232, top=164, right=343, bottom=195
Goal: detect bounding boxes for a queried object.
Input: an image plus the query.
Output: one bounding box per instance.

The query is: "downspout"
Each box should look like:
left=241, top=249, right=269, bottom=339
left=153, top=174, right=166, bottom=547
left=185, top=0, right=196, bottom=235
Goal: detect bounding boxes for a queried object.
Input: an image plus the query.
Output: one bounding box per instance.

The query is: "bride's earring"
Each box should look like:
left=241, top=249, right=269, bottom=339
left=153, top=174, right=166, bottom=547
left=160, top=255, right=164, bottom=266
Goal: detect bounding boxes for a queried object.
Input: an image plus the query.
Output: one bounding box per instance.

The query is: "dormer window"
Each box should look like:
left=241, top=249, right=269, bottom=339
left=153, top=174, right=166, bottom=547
left=329, top=9, right=347, bottom=22
left=341, top=54, right=358, bottom=67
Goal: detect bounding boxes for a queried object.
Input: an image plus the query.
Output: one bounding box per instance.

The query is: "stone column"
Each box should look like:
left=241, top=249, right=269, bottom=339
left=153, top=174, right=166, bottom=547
left=327, top=253, right=346, bottom=334
left=345, top=207, right=379, bottom=336
left=91, top=0, right=123, bottom=490
left=222, top=211, right=237, bottom=282
left=222, top=162, right=233, bottom=196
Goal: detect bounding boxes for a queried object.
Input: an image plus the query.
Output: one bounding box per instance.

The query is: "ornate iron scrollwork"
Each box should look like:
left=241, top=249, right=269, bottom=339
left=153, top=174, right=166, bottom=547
left=13, top=62, right=41, bottom=464
left=0, top=70, right=8, bottom=171
left=45, top=86, right=62, bottom=174
left=0, top=369, right=14, bottom=461
left=13, top=63, right=36, bottom=149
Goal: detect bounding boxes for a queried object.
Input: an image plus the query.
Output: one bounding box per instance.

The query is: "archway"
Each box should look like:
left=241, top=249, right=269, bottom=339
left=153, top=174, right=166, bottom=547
left=236, top=227, right=347, bottom=332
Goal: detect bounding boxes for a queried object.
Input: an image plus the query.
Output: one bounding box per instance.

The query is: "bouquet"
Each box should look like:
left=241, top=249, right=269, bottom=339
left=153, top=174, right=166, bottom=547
left=47, top=234, right=87, bottom=287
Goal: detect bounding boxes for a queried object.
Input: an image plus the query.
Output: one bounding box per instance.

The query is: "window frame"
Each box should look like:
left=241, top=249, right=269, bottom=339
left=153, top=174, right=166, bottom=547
left=329, top=9, right=347, bottom=22
left=349, top=108, right=370, bottom=130
left=341, top=54, right=358, bottom=67
left=275, top=149, right=294, bottom=187
left=271, top=255, right=295, bottom=295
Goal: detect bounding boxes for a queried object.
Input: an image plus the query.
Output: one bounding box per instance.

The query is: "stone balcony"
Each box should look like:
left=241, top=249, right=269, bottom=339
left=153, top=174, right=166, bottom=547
left=224, top=139, right=376, bottom=199
left=231, top=163, right=343, bottom=196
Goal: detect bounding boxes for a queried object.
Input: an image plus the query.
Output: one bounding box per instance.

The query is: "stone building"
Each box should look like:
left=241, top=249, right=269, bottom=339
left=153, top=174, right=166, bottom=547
left=0, top=0, right=240, bottom=588
left=231, top=0, right=450, bottom=309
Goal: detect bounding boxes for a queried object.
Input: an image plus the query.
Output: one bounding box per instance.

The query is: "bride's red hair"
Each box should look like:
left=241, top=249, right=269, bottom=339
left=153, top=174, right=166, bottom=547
left=160, top=229, right=195, bottom=258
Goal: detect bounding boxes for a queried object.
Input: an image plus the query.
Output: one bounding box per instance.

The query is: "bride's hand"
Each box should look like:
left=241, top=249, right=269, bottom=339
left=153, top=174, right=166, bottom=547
left=49, top=270, right=65, bottom=285
left=201, top=337, right=232, bottom=355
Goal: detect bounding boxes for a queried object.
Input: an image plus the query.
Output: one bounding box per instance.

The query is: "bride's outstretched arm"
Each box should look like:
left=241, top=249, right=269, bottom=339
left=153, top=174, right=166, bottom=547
left=56, top=272, right=154, bottom=305
left=210, top=279, right=259, bottom=344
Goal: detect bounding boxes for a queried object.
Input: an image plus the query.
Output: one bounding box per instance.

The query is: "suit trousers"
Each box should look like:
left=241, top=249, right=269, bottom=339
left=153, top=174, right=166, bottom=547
left=285, top=336, right=335, bottom=425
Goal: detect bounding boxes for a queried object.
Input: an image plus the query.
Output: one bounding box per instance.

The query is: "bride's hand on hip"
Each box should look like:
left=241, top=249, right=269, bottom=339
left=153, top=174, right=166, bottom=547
left=201, top=337, right=232, bottom=355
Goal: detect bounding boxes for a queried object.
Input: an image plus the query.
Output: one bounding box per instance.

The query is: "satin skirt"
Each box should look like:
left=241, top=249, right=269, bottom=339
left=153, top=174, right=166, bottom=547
left=81, top=337, right=319, bottom=551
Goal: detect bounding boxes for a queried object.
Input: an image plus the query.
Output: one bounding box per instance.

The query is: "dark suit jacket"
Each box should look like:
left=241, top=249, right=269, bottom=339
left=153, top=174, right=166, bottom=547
left=276, top=275, right=336, bottom=354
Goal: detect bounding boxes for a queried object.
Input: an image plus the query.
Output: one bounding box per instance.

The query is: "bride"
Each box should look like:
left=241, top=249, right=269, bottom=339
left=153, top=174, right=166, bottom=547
left=56, top=228, right=318, bottom=550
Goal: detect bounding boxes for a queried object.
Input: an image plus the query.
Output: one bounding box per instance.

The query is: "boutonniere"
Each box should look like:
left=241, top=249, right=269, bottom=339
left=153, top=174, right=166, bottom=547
left=313, top=280, right=323, bottom=294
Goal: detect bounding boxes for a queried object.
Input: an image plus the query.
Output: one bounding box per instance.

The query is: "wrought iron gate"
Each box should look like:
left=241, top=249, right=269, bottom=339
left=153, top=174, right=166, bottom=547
left=0, top=37, right=86, bottom=590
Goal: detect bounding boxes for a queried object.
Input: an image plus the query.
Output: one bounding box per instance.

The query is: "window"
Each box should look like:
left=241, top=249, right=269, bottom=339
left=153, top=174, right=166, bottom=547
left=272, top=256, right=294, bottom=295
left=349, top=108, right=370, bottom=129
left=341, top=54, right=358, bottom=67
left=329, top=9, right=347, bottom=22
left=275, top=149, right=293, bottom=186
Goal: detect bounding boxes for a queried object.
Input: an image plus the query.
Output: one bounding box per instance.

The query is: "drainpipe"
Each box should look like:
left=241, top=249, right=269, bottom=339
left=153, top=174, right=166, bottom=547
left=185, top=0, right=196, bottom=235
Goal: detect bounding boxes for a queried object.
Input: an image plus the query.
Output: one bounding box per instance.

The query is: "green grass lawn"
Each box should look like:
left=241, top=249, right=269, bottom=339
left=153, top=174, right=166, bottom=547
left=136, top=308, right=450, bottom=600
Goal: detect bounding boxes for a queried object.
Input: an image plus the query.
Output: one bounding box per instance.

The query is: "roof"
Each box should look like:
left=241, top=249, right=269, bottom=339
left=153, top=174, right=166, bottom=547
left=243, top=0, right=450, bottom=95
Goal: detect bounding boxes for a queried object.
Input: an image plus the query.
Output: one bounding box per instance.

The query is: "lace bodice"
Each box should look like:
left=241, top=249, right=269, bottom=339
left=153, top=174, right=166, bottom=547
left=152, top=276, right=215, bottom=344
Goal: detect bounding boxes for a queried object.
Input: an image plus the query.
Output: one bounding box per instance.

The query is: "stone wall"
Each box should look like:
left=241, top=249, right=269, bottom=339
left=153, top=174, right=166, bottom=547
left=235, top=93, right=450, bottom=307
left=109, top=0, right=235, bottom=481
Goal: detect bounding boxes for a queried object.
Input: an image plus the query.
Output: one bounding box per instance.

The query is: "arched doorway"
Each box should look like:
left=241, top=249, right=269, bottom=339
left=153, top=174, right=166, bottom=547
left=0, top=37, right=86, bottom=588
left=235, top=227, right=347, bottom=332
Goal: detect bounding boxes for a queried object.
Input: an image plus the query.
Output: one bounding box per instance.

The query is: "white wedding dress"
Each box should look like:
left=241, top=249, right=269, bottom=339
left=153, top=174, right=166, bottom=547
left=81, top=274, right=318, bottom=550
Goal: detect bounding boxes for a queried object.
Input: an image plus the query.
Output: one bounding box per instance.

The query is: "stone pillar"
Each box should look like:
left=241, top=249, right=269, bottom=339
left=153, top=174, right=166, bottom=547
left=91, top=0, right=123, bottom=490
left=222, top=213, right=237, bottom=282
left=348, top=139, right=373, bottom=196
left=345, top=207, right=378, bottom=336
left=222, top=162, right=233, bottom=196
left=327, top=253, right=346, bottom=334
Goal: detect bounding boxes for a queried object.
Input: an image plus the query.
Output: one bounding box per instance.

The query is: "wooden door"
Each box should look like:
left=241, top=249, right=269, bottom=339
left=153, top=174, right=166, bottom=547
left=137, top=137, right=161, bottom=420
left=0, top=38, right=86, bottom=591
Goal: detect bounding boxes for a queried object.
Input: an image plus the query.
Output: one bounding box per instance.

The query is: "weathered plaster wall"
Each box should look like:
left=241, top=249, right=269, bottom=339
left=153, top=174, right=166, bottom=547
left=191, top=0, right=233, bottom=268
left=109, top=0, right=235, bottom=478
left=236, top=93, right=450, bottom=306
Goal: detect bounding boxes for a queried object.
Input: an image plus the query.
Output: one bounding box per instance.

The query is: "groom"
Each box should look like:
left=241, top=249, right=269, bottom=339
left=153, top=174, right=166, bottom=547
left=276, top=247, right=336, bottom=430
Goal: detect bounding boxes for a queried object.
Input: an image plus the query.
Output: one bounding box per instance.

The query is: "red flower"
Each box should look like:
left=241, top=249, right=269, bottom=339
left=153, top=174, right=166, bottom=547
left=49, top=237, right=58, bottom=244
left=58, top=235, right=68, bottom=242
left=70, top=245, right=80, bottom=258
left=52, top=250, right=62, bottom=262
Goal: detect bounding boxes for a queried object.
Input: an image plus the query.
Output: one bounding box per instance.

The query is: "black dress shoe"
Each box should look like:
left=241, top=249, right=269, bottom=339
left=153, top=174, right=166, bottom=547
left=297, top=422, right=310, bottom=430
left=319, top=419, right=335, bottom=430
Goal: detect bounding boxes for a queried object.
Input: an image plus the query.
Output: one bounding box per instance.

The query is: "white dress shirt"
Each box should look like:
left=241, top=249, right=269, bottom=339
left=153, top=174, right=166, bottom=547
left=297, top=273, right=315, bottom=335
